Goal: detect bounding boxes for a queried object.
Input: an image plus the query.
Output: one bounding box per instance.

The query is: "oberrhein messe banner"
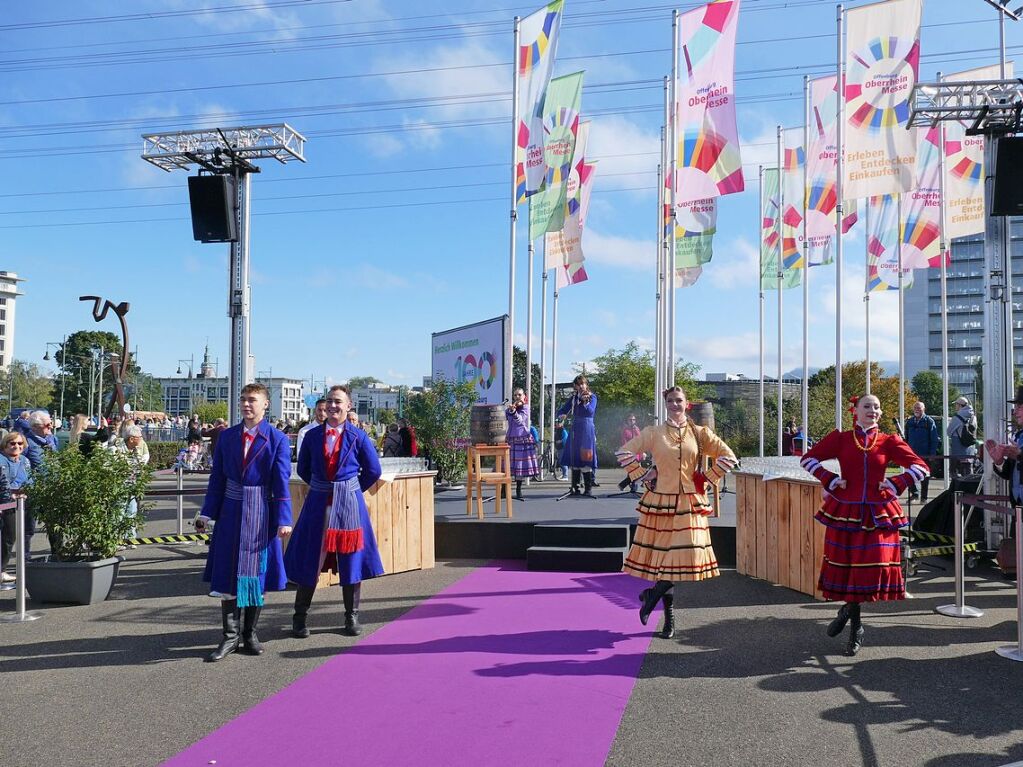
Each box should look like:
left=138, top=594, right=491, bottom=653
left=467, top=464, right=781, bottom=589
left=843, top=0, right=922, bottom=199
left=516, top=0, right=564, bottom=202
left=806, top=76, right=857, bottom=265
left=674, top=0, right=743, bottom=203
left=528, top=72, right=584, bottom=240
left=762, top=168, right=800, bottom=291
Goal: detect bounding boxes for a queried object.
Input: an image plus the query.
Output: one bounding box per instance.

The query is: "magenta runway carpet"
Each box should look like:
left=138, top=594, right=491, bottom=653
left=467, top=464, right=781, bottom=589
left=162, top=564, right=655, bottom=767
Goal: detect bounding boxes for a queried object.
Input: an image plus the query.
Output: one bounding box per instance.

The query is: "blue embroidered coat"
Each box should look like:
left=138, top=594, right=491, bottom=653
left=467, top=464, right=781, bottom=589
left=200, top=420, right=292, bottom=597
left=284, top=423, right=384, bottom=587
left=556, top=393, right=598, bottom=469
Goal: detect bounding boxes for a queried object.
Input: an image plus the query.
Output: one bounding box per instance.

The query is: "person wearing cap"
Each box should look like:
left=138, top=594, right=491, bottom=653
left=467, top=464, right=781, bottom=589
left=989, top=386, right=1023, bottom=504
left=947, top=396, right=978, bottom=477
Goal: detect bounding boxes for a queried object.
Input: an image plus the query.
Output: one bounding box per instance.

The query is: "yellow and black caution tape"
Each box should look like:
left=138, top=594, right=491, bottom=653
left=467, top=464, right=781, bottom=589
left=910, top=542, right=981, bottom=559
left=901, top=530, right=956, bottom=544
left=124, top=533, right=210, bottom=546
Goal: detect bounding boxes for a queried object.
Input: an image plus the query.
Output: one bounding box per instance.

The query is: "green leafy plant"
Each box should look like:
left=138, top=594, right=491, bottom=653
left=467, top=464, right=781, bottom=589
left=148, top=441, right=186, bottom=469
left=406, top=378, right=478, bottom=484
left=27, top=449, right=153, bottom=561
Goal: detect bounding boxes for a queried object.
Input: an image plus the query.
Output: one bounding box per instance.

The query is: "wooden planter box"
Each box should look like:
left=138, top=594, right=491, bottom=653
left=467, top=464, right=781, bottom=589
left=735, top=470, right=826, bottom=600
left=287, top=471, right=437, bottom=589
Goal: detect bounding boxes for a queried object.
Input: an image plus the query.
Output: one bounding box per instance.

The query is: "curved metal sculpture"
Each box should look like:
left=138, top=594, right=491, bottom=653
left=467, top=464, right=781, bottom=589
left=79, top=296, right=131, bottom=419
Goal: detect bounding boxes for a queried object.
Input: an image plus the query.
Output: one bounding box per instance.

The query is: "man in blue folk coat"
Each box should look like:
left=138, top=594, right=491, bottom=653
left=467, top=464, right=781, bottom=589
left=195, top=383, right=293, bottom=663
left=285, top=385, right=383, bottom=638
left=555, top=374, right=598, bottom=496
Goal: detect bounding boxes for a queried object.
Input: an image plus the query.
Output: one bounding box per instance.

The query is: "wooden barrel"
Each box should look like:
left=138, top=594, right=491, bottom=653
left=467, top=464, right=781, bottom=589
left=470, top=404, right=508, bottom=445
left=688, top=401, right=715, bottom=431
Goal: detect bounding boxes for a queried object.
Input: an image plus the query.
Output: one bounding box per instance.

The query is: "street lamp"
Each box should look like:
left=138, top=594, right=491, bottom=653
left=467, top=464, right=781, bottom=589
left=43, top=336, right=67, bottom=424
left=258, top=368, right=275, bottom=420
left=176, top=357, right=195, bottom=416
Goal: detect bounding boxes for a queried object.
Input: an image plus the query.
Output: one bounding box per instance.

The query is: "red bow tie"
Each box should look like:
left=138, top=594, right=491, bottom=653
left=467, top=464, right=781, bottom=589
left=328, top=428, right=338, bottom=436
left=244, top=433, right=254, bottom=443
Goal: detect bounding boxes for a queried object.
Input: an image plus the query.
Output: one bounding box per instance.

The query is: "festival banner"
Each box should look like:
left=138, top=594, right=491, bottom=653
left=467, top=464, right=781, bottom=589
left=545, top=155, right=597, bottom=269
left=675, top=196, right=717, bottom=270
left=867, top=194, right=913, bottom=291
left=843, top=0, right=922, bottom=199
left=674, top=0, right=744, bottom=204
left=528, top=72, right=584, bottom=240
left=806, top=75, right=857, bottom=266
left=944, top=63, right=1010, bottom=238
left=900, top=125, right=943, bottom=269
left=762, top=168, right=801, bottom=290
left=782, top=127, right=804, bottom=269
left=515, top=0, right=565, bottom=202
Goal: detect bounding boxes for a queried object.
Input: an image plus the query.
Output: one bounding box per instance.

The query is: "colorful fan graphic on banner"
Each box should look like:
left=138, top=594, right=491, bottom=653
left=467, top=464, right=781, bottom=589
left=675, top=196, right=716, bottom=270
left=901, top=125, right=944, bottom=269
left=867, top=194, right=913, bottom=292
left=556, top=260, right=588, bottom=288
left=782, top=127, right=804, bottom=269
left=515, top=1, right=565, bottom=202
left=674, top=0, right=744, bottom=203
left=843, top=0, right=922, bottom=198
left=528, top=73, right=583, bottom=241
left=761, top=168, right=800, bottom=291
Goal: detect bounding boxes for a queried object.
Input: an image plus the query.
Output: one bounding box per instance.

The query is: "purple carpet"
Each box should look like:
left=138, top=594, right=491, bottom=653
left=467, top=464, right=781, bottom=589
left=162, top=564, right=655, bottom=766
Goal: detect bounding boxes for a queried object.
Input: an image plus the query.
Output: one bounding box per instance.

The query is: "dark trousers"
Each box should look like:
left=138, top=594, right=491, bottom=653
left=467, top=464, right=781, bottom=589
left=1, top=509, right=15, bottom=571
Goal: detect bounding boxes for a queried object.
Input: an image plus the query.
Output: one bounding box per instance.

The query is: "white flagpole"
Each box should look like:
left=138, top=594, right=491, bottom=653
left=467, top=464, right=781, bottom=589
left=759, top=165, right=766, bottom=457
left=777, top=124, right=785, bottom=456
left=802, top=75, right=811, bottom=445
left=507, top=17, right=521, bottom=404
left=551, top=284, right=559, bottom=461
left=897, top=194, right=906, bottom=429
left=668, top=12, right=679, bottom=388
left=937, top=71, right=951, bottom=487
left=865, top=199, right=871, bottom=396
left=656, top=153, right=665, bottom=422
left=835, top=3, right=846, bottom=428
left=539, top=249, right=548, bottom=479
left=527, top=241, right=534, bottom=410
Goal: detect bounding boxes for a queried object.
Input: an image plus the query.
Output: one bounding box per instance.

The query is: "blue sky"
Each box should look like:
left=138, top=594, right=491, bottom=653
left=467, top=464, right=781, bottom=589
left=5, top=0, right=1019, bottom=391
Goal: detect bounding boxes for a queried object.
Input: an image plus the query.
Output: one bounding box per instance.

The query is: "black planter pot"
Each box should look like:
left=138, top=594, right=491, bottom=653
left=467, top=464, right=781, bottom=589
left=25, top=556, right=124, bottom=605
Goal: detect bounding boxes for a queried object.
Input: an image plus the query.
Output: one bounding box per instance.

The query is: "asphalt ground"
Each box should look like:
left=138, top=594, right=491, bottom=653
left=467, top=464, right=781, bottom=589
left=5, top=477, right=1023, bottom=767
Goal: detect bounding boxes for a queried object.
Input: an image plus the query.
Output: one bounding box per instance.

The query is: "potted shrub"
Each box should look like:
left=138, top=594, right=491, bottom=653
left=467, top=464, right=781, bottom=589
left=24, top=448, right=152, bottom=605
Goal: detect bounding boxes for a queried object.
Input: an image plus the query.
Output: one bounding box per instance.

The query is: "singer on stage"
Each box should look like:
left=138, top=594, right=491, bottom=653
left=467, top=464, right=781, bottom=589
left=616, top=386, right=737, bottom=638
left=555, top=375, right=598, bottom=496
left=506, top=388, right=538, bottom=500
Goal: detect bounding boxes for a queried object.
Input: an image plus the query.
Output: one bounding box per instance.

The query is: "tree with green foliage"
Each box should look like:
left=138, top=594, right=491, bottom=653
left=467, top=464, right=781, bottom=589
left=346, top=376, right=382, bottom=390
left=806, top=361, right=912, bottom=440
left=512, top=346, right=543, bottom=423
left=0, top=361, right=55, bottom=415
left=193, top=400, right=229, bottom=424
left=910, top=370, right=959, bottom=421
left=406, top=378, right=478, bottom=484
left=56, top=330, right=131, bottom=417
left=376, top=408, right=397, bottom=427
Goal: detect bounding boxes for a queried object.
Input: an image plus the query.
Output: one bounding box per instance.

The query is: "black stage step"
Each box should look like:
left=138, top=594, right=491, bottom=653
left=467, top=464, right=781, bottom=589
left=526, top=524, right=632, bottom=572
left=531, top=523, right=631, bottom=549
left=526, top=545, right=629, bottom=573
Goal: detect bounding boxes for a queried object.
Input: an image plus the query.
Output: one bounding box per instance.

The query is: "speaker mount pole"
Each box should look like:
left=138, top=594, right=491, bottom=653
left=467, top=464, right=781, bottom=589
left=140, top=125, right=306, bottom=424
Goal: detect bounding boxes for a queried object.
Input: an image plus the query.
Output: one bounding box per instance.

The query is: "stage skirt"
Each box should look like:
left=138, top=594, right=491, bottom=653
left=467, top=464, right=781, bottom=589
left=509, top=436, right=538, bottom=478
left=624, top=490, right=718, bottom=583
left=815, top=495, right=906, bottom=602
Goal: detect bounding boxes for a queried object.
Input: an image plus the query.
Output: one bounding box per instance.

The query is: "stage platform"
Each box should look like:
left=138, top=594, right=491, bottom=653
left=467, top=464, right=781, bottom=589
left=435, top=476, right=737, bottom=565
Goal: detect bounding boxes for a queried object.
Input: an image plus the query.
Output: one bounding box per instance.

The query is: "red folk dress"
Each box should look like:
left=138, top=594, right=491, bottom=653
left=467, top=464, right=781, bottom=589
left=800, top=426, right=929, bottom=603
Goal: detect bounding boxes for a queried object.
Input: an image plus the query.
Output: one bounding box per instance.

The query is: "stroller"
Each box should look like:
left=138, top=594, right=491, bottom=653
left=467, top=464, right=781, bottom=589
left=902, top=474, right=987, bottom=575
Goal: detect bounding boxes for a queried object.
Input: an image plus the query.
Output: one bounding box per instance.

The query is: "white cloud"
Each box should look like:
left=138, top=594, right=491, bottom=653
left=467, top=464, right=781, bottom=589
left=703, top=236, right=759, bottom=289
left=352, top=264, right=409, bottom=290
left=587, top=114, right=659, bottom=191
left=582, top=228, right=655, bottom=272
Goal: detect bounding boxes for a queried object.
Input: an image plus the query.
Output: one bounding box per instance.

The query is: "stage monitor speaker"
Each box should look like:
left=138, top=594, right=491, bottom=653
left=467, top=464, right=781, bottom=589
left=992, top=137, right=1023, bottom=217
left=187, top=175, right=237, bottom=243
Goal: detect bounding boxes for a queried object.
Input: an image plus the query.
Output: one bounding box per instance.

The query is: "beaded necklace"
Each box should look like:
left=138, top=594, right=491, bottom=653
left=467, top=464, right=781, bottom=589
left=666, top=418, right=689, bottom=447
left=851, top=425, right=879, bottom=453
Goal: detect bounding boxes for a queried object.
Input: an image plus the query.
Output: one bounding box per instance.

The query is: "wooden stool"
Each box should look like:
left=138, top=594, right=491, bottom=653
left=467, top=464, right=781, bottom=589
left=466, top=444, right=513, bottom=519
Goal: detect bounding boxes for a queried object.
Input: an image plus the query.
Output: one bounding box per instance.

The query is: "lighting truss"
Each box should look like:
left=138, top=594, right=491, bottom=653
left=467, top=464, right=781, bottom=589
left=909, top=79, right=1023, bottom=134
left=141, top=123, right=306, bottom=172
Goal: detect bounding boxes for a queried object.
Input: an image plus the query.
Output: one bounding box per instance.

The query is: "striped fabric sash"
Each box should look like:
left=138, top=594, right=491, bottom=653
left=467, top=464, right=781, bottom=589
left=310, top=476, right=363, bottom=555
left=225, top=479, right=270, bottom=608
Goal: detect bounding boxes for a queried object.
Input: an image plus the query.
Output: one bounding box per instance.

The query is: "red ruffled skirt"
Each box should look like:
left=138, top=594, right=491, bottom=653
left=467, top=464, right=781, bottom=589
left=815, top=496, right=907, bottom=603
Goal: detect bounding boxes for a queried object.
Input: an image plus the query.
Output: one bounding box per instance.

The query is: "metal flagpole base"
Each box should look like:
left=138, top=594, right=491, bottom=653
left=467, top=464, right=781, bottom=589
left=0, top=610, right=42, bottom=623
left=995, top=645, right=1023, bottom=662
left=936, top=604, right=985, bottom=618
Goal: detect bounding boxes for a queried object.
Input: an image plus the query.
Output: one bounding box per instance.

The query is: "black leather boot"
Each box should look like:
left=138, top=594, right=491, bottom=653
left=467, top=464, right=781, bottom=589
left=241, top=606, right=264, bottom=656
left=639, top=580, right=672, bottom=626
left=582, top=472, right=594, bottom=497
left=206, top=601, right=241, bottom=663
left=827, top=603, right=852, bottom=637
left=570, top=469, right=581, bottom=495
left=845, top=604, right=864, bottom=656
left=342, top=582, right=362, bottom=636
left=660, top=593, right=676, bottom=639
left=515, top=480, right=525, bottom=501
left=292, top=585, right=315, bottom=639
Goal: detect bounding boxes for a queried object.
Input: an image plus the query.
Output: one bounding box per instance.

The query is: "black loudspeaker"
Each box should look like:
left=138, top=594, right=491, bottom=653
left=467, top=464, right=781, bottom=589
left=992, top=137, right=1023, bottom=217
left=187, top=175, right=237, bottom=242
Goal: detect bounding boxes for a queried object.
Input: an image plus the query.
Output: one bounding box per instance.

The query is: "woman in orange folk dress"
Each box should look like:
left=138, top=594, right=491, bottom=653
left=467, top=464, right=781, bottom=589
left=616, top=387, right=737, bottom=639
left=799, top=394, right=929, bottom=656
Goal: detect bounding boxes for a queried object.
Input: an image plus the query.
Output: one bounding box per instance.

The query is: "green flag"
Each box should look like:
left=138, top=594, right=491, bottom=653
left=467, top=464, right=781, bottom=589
left=528, top=71, right=584, bottom=241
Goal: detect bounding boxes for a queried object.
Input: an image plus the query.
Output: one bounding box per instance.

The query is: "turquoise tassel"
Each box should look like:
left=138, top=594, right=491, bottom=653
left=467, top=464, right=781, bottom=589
left=236, top=576, right=264, bottom=608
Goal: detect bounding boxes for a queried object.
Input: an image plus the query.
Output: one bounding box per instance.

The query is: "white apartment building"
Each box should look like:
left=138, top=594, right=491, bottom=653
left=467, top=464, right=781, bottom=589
left=0, top=271, right=24, bottom=371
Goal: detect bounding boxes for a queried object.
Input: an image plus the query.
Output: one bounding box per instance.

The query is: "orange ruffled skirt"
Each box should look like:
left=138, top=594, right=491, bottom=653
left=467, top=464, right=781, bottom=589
left=624, top=490, right=718, bottom=583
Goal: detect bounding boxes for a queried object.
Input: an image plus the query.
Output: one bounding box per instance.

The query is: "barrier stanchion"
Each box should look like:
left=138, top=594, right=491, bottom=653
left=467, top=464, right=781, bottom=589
left=175, top=463, right=184, bottom=535
left=936, top=491, right=984, bottom=618
left=0, top=497, right=42, bottom=624
left=996, top=504, right=1023, bottom=662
